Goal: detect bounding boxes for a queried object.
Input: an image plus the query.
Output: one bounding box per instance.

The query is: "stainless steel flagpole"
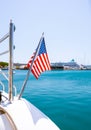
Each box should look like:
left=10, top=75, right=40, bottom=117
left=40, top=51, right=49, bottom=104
left=9, top=20, right=15, bottom=101
left=18, top=33, right=44, bottom=99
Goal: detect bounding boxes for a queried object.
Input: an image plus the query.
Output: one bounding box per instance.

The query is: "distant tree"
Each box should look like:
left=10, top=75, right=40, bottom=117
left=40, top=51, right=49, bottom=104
left=0, top=62, right=8, bottom=67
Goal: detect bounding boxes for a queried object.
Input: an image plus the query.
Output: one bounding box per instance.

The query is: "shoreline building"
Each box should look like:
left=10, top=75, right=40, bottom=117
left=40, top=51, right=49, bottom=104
left=51, top=59, right=80, bottom=70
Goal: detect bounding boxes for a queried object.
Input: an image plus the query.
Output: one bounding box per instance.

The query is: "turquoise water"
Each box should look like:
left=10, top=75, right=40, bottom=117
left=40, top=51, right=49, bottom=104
left=1, top=70, right=91, bottom=130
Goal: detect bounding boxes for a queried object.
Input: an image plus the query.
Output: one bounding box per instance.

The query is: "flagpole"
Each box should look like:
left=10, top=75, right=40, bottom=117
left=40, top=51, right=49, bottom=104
left=18, top=33, right=44, bottom=99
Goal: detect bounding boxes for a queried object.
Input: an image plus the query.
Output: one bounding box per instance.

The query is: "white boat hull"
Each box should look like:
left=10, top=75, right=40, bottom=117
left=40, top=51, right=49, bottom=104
left=0, top=92, right=60, bottom=130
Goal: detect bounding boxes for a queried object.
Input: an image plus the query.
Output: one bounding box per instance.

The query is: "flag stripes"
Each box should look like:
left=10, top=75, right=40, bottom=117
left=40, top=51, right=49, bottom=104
left=27, top=37, right=51, bottom=79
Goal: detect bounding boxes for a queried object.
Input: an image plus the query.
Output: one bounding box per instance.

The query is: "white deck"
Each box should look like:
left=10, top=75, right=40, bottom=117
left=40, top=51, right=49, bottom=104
left=0, top=92, right=60, bottom=130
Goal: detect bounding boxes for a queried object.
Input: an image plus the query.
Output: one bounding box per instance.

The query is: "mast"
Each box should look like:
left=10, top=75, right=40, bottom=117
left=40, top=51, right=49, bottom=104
left=8, top=20, right=15, bottom=101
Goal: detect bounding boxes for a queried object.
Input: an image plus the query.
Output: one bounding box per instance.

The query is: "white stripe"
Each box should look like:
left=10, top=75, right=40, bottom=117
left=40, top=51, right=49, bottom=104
left=36, top=60, right=42, bottom=73
left=40, top=54, right=48, bottom=70
left=29, top=62, right=31, bottom=67
left=32, top=67, right=38, bottom=78
left=37, top=56, right=45, bottom=72
left=44, top=53, right=51, bottom=70
left=33, top=62, right=40, bottom=76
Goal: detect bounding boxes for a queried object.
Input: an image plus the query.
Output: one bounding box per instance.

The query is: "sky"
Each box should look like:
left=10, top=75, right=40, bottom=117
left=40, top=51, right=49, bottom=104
left=0, top=0, right=91, bottom=65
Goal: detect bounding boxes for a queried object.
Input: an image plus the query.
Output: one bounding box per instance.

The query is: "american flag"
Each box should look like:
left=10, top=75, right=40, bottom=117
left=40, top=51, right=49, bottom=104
left=27, top=37, right=51, bottom=79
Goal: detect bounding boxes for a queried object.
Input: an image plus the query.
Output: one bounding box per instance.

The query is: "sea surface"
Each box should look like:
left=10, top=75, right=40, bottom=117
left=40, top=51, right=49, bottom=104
left=1, top=70, right=91, bottom=130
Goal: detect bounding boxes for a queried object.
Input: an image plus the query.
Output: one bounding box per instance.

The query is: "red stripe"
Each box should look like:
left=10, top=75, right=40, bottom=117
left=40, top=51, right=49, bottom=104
left=46, top=54, right=51, bottom=70
left=40, top=54, right=48, bottom=70
left=31, top=69, right=39, bottom=79
left=42, top=53, right=49, bottom=70
left=36, top=60, right=42, bottom=73
left=33, top=62, right=41, bottom=76
left=32, top=64, right=39, bottom=78
left=39, top=54, right=46, bottom=71
left=31, top=57, right=43, bottom=79
left=32, top=59, right=41, bottom=79
left=34, top=59, right=41, bottom=75
left=37, top=56, right=44, bottom=72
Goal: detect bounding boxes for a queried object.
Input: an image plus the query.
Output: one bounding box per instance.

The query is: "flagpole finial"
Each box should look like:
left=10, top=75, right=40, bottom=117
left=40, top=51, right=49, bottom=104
left=42, top=32, right=44, bottom=36
left=10, top=19, right=12, bottom=23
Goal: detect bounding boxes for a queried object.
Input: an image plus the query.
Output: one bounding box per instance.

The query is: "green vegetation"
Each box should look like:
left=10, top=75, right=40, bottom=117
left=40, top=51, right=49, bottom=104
left=0, top=62, right=8, bottom=68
